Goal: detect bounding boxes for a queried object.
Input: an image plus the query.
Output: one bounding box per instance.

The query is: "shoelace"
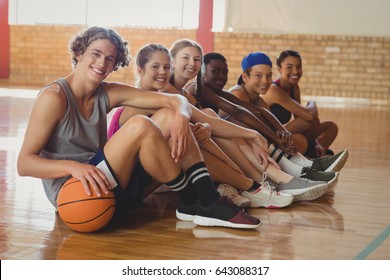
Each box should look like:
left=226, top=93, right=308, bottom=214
left=219, top=184, right=240, bottom=198
left=300, top=167, right=316, bottom=179
left=260, top=172, right=280, bottom=195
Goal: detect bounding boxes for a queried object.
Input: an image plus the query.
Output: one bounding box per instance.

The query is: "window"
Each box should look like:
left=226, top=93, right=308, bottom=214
left=8, top=0, right=201, bottom=29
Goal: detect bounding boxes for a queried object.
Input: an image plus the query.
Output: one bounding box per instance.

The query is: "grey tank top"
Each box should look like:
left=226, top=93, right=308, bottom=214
left=40, top=78, right=110, bottom=207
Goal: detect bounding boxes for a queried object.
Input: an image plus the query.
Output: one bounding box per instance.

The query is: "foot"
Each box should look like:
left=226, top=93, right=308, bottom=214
left=301, top=167, right=339, bottom=184
left=176, top=200, right=197, bottom=221
left=192, top=198, right=261, bottom=229
left=241, top=181, right=293, bottom=209
left=311, top=149, right=349, bottom=172
left=217, top=183, right=251, bottom=208
left=277, top=177, right=329, bottom=202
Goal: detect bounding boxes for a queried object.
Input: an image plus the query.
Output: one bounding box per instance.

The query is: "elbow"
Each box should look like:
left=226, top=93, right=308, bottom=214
left=17, top=155, right=29, bottom=177
left=17, top=162, right=27, bottom=177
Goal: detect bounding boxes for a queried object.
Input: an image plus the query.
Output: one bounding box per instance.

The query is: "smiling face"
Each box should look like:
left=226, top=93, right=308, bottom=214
left=278, top=56, right=303, bottom=85
left=75, top=39, right=117, bottom=83
left=172, top=46, right=202, bottom=81
left=202, top=58, right=228, bottom=90
left=242, top=64, right=273, bottom=95
left=138, top=50, right=171, bottom=91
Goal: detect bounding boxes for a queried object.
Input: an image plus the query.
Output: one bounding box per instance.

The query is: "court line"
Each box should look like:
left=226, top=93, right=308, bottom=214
left=354, top=225, right=390, bottom=259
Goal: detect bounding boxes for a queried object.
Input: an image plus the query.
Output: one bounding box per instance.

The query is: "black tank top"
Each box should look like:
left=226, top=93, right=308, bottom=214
left=270, top=79, right=293, bottom=124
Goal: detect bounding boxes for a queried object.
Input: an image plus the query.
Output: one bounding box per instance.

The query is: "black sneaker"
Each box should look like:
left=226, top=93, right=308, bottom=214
left=176, top=201, right=197, bottom=221
left=192, top=198, right=261, bottom=229
left=301, top=167, right=339, bottom=184
left=311, top=149, right=349, bottom=172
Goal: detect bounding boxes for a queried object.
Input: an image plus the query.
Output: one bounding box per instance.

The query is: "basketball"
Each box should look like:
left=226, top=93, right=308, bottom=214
left=57, top=177, right=115, bottom=233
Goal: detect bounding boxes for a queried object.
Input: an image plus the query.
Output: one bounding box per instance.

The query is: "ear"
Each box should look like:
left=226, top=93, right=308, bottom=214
left=277, top=65, right=282, bottom=73
left=136, top=66, right=144, bottom=76
left=242, top=72, right=250, bottom=84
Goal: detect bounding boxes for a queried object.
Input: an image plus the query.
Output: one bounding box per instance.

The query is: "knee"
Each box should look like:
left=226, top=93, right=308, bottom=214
left=202, top=108, right=218, bottom=117
left=121, top=115, right=162, bottom=137
left=322, top=121, right=338, bottom=136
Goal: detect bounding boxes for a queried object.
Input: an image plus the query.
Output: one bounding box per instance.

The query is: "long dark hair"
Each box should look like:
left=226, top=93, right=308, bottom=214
left=276, top=50, right=302, bottom=67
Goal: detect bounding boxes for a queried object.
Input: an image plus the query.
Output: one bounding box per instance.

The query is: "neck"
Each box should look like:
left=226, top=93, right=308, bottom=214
left=174, top=75, right=189, bottom=91
left=279, top=78, right=293, bottom=92
left=242, top=84, right=260, bottom=103
left=65, top=72, right=98, bottom=99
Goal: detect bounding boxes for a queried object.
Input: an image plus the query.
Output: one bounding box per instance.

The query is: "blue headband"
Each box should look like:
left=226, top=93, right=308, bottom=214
left=238, top=52, right=272, bottom=85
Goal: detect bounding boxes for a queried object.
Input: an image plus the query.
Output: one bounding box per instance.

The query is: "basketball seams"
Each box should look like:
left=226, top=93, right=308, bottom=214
left=57, top=196, right=115, bottom=208
left=61, top=205, right=115, bottom=225
left=57, top=177, right=116, bottom=232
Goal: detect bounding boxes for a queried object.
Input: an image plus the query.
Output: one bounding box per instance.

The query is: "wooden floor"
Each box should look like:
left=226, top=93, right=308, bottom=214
left=0, top=88, right=389, bottom=260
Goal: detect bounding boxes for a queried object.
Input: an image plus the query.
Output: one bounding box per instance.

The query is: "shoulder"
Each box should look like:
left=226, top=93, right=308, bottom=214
left=30, top=81, right=67, bottom=124
left=265, top=84, right=288, bottom=103
left=184, top=81, right=196, bottom=95
left=230, top=86, right=250, bottom=103
left=36, top=82, right=67, bottom=111
left=161, top=82, right=181, bottom=94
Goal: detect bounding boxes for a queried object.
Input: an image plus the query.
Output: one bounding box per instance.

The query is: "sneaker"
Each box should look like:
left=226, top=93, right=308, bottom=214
left=176, top=200, right=197, bottom=221
left=241, top=181, right=293, bottom=209
left=276, top=177, right=329, bottom=202
left=192, top=198, right=261, bottom=229
left=311, top=149, right=349, bottom=172
left=300, top=167, right=339, bottom=184
left=217, top=183, right=251, bottom=208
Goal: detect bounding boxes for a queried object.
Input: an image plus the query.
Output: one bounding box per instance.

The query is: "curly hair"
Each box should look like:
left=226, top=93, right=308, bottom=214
left=69, top=26, right=131, bottom=71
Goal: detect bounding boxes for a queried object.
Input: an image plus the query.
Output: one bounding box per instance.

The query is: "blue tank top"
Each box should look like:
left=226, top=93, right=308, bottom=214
left=40, top=78, right=110, bottom=207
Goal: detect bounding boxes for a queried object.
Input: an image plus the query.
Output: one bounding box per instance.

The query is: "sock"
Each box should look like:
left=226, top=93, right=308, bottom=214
left=285, top=151, right=313, bottom=167
left=268, top=144, right=303, bottom=177
left=247, top=181, right=260, bottom=192
left=165, top=170, right=196, bottom=205
left=186, top=162, right=220, bottom=206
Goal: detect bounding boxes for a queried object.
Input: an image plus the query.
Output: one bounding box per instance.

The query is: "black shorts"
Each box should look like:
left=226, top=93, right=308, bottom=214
left=89, top=149, right=152, bottom=212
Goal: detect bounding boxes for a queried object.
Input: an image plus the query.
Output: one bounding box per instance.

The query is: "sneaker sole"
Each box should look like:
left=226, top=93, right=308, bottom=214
left=176, top=210, right=194, bottom=222
left=249, top=197, right=293, bottom=209
left=193, top=215, right=261, bottom=229
left=327, top=172, right=339, bottom=184
left=293, top=183, right=329, bottom=202
left=325, top=150, right=349, bottom=172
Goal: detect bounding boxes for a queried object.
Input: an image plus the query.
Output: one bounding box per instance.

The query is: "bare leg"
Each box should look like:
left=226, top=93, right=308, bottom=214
left=104, top=115, right=181, bottom=189
left=316, top=121, right=338, bottom=150
left=152, top=108, right=254, bottom=191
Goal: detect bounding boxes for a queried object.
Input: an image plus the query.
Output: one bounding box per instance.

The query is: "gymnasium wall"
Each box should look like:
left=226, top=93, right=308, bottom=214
left=1, top=25, right=389, bottom=103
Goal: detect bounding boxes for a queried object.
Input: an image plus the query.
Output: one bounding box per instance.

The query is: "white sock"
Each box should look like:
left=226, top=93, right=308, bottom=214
left=285, top=152, right=313, bottom=167
left=268, top=145, right=303, bottom=177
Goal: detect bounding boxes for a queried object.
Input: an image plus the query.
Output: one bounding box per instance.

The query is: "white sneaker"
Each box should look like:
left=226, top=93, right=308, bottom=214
left=241, top=174, right=293, bottom=208
left=217, top=183, right=251, bottom=208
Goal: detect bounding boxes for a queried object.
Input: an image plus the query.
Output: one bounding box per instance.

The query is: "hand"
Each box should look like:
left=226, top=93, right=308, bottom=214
left=169, top=113, right=190, bottom=163
left=69, top=162, right=112, bottom=197
left=277, top=131, right=298, bottom=155
left=191, top=122, right=211, bottom=145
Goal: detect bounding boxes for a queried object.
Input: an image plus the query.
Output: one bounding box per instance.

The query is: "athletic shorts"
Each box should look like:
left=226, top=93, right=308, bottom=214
left=88, top=149, right=152, bottom=212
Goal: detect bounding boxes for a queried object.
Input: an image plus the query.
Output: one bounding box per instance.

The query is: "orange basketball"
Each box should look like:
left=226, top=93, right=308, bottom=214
left=57, top=177, right=115, bottom=233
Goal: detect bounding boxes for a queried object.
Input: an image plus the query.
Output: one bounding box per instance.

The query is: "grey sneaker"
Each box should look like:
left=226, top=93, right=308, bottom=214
left=311, top=149, right=349, bottom=172
left=301, top=167, right=339, bottom=184
left=276, top=177, right=329, bottom=202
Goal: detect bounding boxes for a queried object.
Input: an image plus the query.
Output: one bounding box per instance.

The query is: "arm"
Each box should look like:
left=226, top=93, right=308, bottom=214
left=198, top=84, right=280, bottom=145
left=106, top=82, right=192, bottom=161
left=268, top=84, right=316, bottom=121
left=190, top=105, right=268, bottom=150
left=17, top=84, right=111, bottom=196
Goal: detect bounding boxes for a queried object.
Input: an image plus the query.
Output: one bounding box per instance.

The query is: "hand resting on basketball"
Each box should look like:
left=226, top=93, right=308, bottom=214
left=68, top=161, right=112, bottom=197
